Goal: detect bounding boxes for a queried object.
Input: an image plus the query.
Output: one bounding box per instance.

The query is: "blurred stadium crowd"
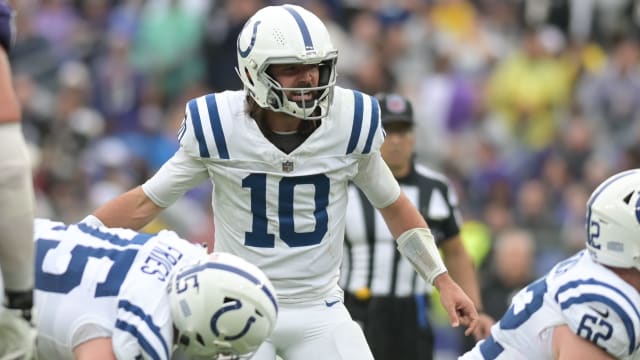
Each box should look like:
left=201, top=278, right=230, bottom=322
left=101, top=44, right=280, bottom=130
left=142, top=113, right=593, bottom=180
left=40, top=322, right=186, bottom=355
left=10, top=0, right=640, bottom=354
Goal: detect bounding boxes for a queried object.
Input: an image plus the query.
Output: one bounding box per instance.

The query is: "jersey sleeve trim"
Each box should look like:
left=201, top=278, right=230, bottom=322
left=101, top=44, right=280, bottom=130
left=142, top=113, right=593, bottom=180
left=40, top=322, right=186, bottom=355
left=346, top=90, right=364, bottom=155
left=76, top=223, right=153, bottom=246
left=187, top=94, right=229, bottom=159
left=555, top=278, right=640, bottom=355
left=187, top=98, right=210, bottom=158
left=115, top=320, right=162, bottom=360
left=345, top=90, right=382, bottom=155
left=204, top=94, right=229, bottom=159
left=362, top=95, right=380, bottom=154
left=116, top=300, right=169, bottom=360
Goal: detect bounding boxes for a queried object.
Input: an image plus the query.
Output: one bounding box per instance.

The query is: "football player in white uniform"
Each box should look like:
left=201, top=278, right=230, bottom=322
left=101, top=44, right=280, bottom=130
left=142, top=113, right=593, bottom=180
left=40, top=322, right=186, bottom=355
left=32, top=219, right=278, bottom=360
left=0, top=0, right=36, bottom=328
left=461, top=169, right=640, bottom=360
left=89, top=4, right=478, bottom=359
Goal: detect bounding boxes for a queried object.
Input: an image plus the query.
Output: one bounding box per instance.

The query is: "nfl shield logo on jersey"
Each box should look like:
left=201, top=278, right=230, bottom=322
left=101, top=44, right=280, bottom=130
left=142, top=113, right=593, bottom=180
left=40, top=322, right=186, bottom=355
left=282, top=160, right=294, bottom=172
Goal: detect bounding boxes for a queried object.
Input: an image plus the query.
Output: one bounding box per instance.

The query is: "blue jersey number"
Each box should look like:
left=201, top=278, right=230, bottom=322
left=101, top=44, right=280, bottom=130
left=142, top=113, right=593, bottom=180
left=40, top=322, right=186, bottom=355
left=242, top=173, right=330, bottom=248
left=577, top=314, right=613, bottom=345
left=588, top=220, right=601, bottom=249
left=35, top=239, right=139, bottom=297
left=500, top=278, right=548, bottom=330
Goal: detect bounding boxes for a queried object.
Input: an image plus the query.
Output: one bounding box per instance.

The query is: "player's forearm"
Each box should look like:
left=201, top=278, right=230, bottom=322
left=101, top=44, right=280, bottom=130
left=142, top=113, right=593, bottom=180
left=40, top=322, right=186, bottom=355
left=378, top=192, right=428, bottom=237
left=381, top=192, right=448, bottom=284
left=93, top=186, right=163, bottom=230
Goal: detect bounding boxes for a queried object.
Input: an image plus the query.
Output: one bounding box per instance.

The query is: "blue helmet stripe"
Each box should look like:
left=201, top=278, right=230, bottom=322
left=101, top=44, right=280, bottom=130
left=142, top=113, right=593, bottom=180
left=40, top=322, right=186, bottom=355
left=346, top=91, right=364, bottom=154
left=363, top=96, right=380, bottom=154
left=205, top=94, right=229, bottom=159
left=587, top=170, right=639, bottom=209
left=178, top=262, right=278, bottom=313
left=283, top=5, right=314, bottom=50
left=188, top=99, right=210, bottom=158
left=586, top=169, right=639, bottom=240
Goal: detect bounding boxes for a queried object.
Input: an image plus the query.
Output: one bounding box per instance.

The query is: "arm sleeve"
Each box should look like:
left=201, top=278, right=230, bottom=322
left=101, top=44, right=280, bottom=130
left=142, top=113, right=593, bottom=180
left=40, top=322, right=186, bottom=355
left=142, top=147, right=209, bottom=208
left=351, top=152, right=401, bottom=209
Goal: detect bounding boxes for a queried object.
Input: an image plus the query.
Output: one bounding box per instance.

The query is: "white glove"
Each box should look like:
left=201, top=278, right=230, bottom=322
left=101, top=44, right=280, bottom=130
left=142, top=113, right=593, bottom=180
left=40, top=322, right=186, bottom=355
left=0, top=308, right=36, bottom=360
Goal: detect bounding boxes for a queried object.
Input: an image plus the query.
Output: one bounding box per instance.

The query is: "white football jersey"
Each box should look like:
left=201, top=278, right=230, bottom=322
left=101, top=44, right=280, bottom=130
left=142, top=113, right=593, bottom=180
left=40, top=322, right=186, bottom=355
left=461, top=250, right=640, bottom=359
left=33, top=219, right=206, bottom=360
left=146, top=87, right=400, bottom=303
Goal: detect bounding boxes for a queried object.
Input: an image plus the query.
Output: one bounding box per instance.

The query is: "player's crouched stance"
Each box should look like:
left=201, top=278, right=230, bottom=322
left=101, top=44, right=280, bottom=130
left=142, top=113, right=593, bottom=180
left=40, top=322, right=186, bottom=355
left=460, top=169, right=640, bottom=360
left=32, top=218, right=278, bottom=360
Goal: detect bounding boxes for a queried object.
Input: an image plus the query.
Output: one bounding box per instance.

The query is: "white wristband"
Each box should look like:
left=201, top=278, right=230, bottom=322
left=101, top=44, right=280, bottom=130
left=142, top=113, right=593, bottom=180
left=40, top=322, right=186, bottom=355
left=396, top=228, right=447, bottom=285
left=80, top=214, right=105, bottom=228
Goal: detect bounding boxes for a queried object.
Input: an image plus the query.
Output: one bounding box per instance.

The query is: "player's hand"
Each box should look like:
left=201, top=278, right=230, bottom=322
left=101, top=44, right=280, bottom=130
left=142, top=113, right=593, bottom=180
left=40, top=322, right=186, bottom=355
left=0, top=308, right=36, bottom=359
left=471, top=312, right=495, bottom=341
left=433, top=273, right=479, bottom=336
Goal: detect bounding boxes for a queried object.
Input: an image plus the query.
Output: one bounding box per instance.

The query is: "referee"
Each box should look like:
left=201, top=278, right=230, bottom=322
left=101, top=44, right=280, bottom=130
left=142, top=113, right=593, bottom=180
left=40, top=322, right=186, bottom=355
left=340, top=93, right=493, bottom=359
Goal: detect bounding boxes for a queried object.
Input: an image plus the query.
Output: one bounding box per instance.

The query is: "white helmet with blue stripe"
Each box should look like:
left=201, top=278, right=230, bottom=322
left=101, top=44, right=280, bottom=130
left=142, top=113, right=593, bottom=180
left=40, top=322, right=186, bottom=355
left=586, top=168, right=640, bottom=270
left=236, top=4, right=338, bottom=120
left=169, top=252, right=278, bottom=358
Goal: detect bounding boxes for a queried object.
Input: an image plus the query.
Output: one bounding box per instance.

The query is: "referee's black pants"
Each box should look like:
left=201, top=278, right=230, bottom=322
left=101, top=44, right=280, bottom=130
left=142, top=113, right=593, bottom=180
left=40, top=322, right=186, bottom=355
left=345, top=292, right=434, bottom=360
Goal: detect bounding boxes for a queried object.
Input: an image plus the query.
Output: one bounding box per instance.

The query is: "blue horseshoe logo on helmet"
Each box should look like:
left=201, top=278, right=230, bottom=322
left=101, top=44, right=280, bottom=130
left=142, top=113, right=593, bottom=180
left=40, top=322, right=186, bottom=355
left=238, top=21, right=261, bottom=58
left=210, top=299, right=257, bottom=340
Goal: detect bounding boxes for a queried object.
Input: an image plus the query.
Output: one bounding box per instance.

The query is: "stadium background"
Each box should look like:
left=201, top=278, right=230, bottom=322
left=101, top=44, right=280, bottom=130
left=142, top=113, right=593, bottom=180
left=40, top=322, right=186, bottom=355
left=10, top=0, right=640, bottom=357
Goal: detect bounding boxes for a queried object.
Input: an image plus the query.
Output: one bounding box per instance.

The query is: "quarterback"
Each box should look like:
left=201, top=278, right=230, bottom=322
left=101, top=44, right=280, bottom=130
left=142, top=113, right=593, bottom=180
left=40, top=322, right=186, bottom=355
left=461, top=169, right=640, bottom=360
left=90, top=4, right=478, bottom=359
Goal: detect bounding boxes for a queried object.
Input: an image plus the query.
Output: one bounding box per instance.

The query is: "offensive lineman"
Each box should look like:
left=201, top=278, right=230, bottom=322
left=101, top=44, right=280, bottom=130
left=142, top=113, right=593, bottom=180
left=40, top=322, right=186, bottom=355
left=32, top=218, right=277, bottom=359
left=461, top=169, right=640, bottom=359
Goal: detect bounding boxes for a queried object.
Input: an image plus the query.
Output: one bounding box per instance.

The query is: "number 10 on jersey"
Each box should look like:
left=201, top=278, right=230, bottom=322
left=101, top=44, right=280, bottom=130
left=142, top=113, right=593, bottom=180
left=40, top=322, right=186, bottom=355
left=242, top=173, right=329, bottom=248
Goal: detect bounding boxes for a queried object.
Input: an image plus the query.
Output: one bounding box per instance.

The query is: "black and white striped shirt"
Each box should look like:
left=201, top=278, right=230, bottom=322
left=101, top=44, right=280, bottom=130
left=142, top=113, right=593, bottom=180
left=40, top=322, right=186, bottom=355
left=340, top=164, right=462, bottom=297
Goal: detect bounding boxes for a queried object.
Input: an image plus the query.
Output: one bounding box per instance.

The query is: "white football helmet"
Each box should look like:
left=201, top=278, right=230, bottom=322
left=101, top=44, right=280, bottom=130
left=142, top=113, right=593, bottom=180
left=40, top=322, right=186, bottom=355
left=169, top=252, right=278, bottom=358
left=236, top=4, right=338, bottom=120
left=586, top=168, right=640, bottom=270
